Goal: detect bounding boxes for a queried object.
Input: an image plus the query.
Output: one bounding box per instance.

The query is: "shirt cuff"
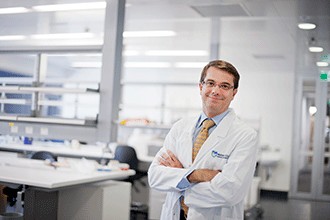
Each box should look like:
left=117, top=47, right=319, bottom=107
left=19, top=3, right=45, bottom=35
left=176, top=169, right=194, bottom=190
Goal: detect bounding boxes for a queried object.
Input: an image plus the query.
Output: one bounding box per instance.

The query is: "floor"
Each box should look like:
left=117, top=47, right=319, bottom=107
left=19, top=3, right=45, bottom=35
left=246, top=191, right=330, bottom=220
left=132, top=190, right=330, bottom=220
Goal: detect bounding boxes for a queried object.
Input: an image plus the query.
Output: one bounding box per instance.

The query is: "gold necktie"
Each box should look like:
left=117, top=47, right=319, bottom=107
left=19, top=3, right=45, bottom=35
left=192, top=119, right=215, bottom=161
left=181, top=119, right=215, bottom=217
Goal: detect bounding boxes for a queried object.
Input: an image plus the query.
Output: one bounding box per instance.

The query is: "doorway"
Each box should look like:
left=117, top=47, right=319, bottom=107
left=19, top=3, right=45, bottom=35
left=290, top=78, right=330, bottom=201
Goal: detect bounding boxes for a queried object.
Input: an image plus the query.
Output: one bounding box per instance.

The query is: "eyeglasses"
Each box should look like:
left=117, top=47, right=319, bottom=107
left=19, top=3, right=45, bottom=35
left=202, top=80, right=234, bottom=91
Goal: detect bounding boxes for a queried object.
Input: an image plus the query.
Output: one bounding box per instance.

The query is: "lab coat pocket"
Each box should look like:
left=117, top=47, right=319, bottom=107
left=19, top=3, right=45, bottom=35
left=204, top=149, right=230, bottom=170
left=160, top=201, right=179, bottom=220
left=160, top=203, right=171, bottom=220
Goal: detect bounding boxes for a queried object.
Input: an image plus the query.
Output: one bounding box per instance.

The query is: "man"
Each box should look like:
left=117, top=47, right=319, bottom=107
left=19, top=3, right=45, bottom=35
left=148, top=60, right=258, bottom=220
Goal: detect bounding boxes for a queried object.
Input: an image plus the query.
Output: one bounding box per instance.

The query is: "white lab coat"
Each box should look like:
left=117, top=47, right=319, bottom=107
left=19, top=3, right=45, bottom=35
left=148, top=109, right=258, bottom=220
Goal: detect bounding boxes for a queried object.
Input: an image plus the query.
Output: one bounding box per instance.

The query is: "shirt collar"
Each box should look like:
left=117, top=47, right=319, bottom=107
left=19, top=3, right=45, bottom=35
left=197, top=109, right=229, bottom=128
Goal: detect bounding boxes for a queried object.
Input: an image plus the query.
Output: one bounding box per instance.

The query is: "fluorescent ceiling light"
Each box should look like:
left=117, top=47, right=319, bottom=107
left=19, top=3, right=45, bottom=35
left=0, top=2, right=131, bottom=14
left=0, top=7, right=29, bottom=14
left=309, top=46, right=323, bottom=52
left=145, top=50, right=208, bottom=56
left=0, top=35, right=26, bottom=40
left=174, top=62, right=207, bottom=68
left=71, top=62, right=102, bottom=68
left=31, top=33, right=95, bottom=40
left=123, top=50, right=140, bottom=56
left=123, top=31, right=176, bottom=38
left=316, top=62, right=329, bottom=67
left=125, top=62, right=171, bottom=68
left=298, top=23, right=316, bottom=30
left=32, top=2, right=106, bottom=12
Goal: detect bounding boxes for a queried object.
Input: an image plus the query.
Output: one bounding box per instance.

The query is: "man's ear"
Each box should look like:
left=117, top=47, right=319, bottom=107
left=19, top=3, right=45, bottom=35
left=199, top=83, right=203, bottom=94
left=233, top=88, right=238, bottom=97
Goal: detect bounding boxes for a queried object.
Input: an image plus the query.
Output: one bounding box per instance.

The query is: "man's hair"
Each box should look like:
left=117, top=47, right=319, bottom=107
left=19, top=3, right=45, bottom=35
left=199, top=60, right=240, bottom=89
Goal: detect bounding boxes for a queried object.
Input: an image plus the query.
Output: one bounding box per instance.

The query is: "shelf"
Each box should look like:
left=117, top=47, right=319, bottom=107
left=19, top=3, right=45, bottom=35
left=0, top=44, right=102, bottom=53
left=0, top=86, right=99, bottom=94
left=0, top=77, right=33, bottom=84
left=0, top=98, right=31, bottom=105
left=119, top=124, right=171, bottom=130
left=121, top=81, right=197, bottom=86
left=119, top=104, right=200, bottom=111
left=0, top=115, right=18, bottom=121
left=0, top=115, right=97, bottom=126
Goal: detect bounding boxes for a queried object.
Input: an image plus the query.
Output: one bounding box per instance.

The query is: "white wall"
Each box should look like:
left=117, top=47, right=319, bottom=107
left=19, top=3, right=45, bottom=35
left=231, top=71, right=295, bottom=191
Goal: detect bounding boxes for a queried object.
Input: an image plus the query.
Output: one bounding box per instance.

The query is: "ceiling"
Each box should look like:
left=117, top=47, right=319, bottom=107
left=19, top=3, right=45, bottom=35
left=0, top=0, right=329, bottom=79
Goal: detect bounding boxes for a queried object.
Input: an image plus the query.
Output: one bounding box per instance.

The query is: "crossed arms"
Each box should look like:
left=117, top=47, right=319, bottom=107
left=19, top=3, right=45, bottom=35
left=158, top=149, right=220, bottom=183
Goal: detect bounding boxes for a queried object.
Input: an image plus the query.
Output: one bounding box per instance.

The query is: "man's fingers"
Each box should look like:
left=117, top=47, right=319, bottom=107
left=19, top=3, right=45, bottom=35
left=160, top=153, right=168, bottom=160
left=158, top=154, right=170, bottom=166
left=158, top=150, right=182, bottom=168
left=166, top=150, right=176, bottom=162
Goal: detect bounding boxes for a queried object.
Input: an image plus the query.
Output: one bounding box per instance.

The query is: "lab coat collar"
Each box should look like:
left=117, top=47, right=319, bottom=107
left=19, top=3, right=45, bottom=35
left=192, top=108, right=236, bottom=163
left=213, top=108, right=235, bottom=138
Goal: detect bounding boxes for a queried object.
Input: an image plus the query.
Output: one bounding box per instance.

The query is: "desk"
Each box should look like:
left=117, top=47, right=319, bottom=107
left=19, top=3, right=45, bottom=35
left=0, top=156, right=135, bottom=219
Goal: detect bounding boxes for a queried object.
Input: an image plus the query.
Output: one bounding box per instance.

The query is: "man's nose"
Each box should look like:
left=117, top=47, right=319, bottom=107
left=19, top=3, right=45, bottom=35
left=211, top=85, right=222, bottom=93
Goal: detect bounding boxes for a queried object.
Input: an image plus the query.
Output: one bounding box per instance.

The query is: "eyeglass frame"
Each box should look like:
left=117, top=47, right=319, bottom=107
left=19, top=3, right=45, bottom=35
left=201, top=80, right=235, bottom=91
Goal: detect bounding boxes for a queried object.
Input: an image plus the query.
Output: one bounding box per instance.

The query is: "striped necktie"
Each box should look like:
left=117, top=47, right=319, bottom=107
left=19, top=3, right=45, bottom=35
left=181, top=119, right=215, bottom=217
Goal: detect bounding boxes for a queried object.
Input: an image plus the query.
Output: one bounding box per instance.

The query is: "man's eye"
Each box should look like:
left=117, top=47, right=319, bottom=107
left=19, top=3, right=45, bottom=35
left=207, top=82, right=214, bottom=86
left=221, top=85, right=230, bottom=89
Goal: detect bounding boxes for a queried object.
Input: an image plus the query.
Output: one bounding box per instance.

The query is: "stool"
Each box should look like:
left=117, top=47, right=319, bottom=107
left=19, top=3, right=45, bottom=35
left=130, top=202, right=148, bottom=220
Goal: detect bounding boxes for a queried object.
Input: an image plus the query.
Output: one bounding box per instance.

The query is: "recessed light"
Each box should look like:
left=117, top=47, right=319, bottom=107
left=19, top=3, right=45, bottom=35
left=309, top=106, right=317, bottom=115
left=298, top=23, right=316, bottom=30
left=316, top=62, right=329, bottom=67
left=309, top=46, right=323, bottom=52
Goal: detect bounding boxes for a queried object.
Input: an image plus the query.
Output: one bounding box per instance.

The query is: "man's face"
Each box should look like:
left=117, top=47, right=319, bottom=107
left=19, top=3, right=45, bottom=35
left=199, top=66, right=237, bottom=118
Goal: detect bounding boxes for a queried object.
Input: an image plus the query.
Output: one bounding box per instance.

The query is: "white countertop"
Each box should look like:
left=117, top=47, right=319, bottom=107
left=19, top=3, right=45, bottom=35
left=0, top=156, right=135, bottom=189
left=0, top=141, right=113, bottom=159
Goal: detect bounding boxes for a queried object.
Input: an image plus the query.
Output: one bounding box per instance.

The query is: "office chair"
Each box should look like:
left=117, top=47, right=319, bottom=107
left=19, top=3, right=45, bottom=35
left=3, top=151, right=58, bottom=211
left=114, top=145, right=148, bottom=220
left=30, top=151, right=58, bottom=162
left=114, top=145, right=148, bottom=191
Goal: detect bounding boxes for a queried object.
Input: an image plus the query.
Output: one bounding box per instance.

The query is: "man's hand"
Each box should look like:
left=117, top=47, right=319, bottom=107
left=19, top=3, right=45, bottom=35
left=158, top=150, right=183, bottom=168
left=187, top=169, right=220, bottom=183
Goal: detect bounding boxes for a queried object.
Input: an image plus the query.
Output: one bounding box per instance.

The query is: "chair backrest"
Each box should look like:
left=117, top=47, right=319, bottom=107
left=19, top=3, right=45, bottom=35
left=31, top=151, right=58, bottom=162
left=114, top=145, right=138, bottom=170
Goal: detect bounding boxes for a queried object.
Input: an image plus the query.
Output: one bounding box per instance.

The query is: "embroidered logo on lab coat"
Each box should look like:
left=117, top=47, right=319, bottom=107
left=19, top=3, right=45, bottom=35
left=211, top=150, right=229, bottom=159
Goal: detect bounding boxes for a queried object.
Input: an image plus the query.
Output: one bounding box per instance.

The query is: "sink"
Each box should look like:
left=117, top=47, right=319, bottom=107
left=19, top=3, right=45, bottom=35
left=258, top=151, right=281, bottom=180
left=259, top=151, right=281, bottom=167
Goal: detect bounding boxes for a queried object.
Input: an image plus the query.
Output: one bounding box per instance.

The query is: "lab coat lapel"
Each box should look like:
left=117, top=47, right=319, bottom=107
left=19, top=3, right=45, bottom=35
left=181, top=116, right=200, bottom=166
left=193, top=109, right=236, bottom=163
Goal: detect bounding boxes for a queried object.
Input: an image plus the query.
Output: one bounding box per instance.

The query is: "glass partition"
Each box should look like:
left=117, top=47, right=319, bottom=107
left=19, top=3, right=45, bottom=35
left=0, top=0, right=125, bottom=142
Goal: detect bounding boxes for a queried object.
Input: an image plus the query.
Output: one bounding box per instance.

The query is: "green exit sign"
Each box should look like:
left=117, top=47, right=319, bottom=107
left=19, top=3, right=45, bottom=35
left=320, top=71, right=328, bottom=81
